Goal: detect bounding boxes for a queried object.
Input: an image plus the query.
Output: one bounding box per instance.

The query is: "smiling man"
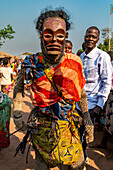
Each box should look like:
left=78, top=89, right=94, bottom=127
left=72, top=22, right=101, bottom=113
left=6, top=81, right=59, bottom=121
left=13, top=8, right=93, bottom=170
left=80, top=26, right=112, bottom=124
left=75, top=26, right=112, bottom=162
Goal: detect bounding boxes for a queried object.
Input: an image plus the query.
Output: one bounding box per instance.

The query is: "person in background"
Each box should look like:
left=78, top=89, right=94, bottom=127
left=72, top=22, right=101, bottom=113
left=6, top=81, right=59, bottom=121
left=10, top=57, right=15, bottom=89
left=97, top=51, right=113, bottom=149
left=0, top=57, right=13, bottom=96
left=20, top=58, right=24, bottom=67
left=16, top=59, right=21, bottom=73
left=65, top=39, right=73, bottom=53
left=10, top=57, right=18, bottom=88
left=76, top=42, right=87, bottom=57
left=76, top=26, right=112, bottom=162
left=0, top=58, right=12, bottom=151
left=78, top=27, right=112, bottom=151
left=76, top=50, right=83, bottom=57
left=13, top=8, right=93, bottom=170
left=81, top=26, right=112, bottom=124
left=20, top=58, right=30, bottom=90
left=0, top=89, right=11, bottom=151
left=82, top=42, right=87, bottom=52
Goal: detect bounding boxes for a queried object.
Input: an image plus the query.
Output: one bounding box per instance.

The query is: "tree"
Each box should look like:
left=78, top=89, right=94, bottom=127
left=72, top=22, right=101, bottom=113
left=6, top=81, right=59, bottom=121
left=98, top=27, right=113, bottom=51
left=0, top=24, right=15, bottom=47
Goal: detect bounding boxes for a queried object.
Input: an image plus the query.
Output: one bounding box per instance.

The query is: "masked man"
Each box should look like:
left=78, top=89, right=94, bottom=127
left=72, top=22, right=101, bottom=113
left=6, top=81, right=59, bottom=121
left=13, top=8, right=93, bottom=170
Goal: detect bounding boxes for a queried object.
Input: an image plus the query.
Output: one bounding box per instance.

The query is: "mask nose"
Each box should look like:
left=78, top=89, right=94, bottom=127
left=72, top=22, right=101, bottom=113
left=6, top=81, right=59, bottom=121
left=52, top=34, right=57, bottom=42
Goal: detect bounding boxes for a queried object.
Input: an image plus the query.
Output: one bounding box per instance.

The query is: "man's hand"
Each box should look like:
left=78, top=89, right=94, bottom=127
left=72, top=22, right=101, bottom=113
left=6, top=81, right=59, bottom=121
left=90, top=105, right=102, bottom=119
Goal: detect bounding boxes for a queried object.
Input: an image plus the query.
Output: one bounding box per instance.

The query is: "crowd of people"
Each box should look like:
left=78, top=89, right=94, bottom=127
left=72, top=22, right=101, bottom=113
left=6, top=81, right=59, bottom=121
left=0, top=56, right=24, bottom=95
left=0, top=7, right=113, bottom=170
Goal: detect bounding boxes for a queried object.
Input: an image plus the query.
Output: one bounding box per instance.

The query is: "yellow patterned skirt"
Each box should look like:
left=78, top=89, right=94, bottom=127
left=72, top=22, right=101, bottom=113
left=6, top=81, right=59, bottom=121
left=31, top=116, right=83, bottom=167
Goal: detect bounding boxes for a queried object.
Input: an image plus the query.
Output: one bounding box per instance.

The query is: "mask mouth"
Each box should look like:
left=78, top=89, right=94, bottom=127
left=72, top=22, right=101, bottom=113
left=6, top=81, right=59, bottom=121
left=41, top=37, right=65, bottom=63
left=46, top=45, right=61, bottom=51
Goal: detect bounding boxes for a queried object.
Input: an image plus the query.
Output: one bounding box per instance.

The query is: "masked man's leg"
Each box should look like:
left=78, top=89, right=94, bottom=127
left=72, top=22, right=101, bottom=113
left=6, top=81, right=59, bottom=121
left=34, top=149, right=49, bottom=170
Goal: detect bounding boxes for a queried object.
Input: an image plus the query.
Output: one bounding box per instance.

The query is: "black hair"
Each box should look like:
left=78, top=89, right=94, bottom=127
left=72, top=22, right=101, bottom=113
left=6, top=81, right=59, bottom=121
left=36, top=7, right=71, bottom=33
left=65, top=40, right=73, bottom=47
left=107, top=51, right=113, bottom=61
left=3, top=57, right=8, bottom=65
left=86, top=26, right=100, bottom=36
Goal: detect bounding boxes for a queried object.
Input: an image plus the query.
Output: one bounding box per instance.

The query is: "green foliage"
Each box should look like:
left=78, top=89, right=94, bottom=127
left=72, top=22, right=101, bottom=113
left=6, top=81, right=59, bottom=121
left=98, top=27, right=113, bottom=51
left=0, top=24, right=15, bottom=47
left=22, top=52, right=33, bottom=55
left=77, top=49, right=84, bottom=52
left=98, top=40, right=108, bottom=52
left=101, top=28, right=109, bottom=39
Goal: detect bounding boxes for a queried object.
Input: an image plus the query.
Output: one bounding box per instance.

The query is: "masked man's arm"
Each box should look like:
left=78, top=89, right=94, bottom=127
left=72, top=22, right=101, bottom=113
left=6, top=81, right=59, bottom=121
left=77, top=87, right=94, bottom=143
left=13, top=68, right=27, bottom=131
left=77, top=87, right=88, bottom=113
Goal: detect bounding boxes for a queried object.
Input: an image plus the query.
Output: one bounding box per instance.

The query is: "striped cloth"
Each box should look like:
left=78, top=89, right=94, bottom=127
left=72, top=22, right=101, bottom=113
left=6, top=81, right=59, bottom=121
left=23, top=53, right=86, bottom=108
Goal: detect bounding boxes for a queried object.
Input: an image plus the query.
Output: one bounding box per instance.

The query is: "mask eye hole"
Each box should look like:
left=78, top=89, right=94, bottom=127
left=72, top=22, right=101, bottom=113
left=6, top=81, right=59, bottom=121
left=44, top=34, right=52, bottom=38
left=43, top=29, right=53, bottom=42
left=57, top=34, right=65, bottom=40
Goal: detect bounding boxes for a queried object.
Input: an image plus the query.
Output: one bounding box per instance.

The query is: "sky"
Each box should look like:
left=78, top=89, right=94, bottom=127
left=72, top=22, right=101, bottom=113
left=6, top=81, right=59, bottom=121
left=0, top=0, right=113, bottom=56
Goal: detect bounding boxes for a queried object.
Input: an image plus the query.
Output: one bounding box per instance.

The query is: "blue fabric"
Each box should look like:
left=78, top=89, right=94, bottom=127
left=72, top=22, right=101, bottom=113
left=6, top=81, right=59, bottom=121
left=23, top=53, right=45, bottom=80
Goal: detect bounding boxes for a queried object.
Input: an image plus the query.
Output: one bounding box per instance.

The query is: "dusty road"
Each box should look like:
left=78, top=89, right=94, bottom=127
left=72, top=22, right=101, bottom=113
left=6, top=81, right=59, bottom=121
left=0, top=90, right=113, bottom=170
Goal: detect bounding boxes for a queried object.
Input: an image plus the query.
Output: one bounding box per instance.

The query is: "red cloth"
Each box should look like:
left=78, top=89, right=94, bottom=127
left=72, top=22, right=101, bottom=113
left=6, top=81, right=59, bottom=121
left=29, top=53, right=86, bottom=107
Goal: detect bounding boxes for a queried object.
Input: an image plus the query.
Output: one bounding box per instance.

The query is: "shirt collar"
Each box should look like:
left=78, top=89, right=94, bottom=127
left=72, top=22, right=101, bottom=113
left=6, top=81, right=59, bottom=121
left=84, top=47, right=97, bottom=59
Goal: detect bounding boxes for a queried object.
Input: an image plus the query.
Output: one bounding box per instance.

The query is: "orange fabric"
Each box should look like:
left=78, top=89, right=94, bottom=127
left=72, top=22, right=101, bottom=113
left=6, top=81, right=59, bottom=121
left=30, top=53, right=86, bottom=107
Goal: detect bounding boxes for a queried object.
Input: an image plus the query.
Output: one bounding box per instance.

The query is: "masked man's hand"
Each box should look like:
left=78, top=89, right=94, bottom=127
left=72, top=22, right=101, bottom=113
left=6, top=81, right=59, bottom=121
left=83, top=111, right=94, bottom=143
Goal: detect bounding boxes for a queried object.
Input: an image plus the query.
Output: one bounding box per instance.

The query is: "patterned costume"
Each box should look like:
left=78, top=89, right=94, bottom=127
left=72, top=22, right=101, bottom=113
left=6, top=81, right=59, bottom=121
left=13, top=52, right=93, bottom=169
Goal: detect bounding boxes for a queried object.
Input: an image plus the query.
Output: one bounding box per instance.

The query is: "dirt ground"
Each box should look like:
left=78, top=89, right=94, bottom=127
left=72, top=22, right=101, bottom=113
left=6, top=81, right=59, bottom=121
left=0, top=89, right=113, bottom=170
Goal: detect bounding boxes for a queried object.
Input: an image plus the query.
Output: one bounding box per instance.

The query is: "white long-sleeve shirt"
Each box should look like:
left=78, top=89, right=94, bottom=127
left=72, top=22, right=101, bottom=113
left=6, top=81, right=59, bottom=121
left=80, top=47, right=112, bottom=110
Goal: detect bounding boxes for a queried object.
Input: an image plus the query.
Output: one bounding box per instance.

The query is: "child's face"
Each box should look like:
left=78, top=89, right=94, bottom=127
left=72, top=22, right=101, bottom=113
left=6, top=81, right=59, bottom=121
left=65, top=42, right=72, bottom=53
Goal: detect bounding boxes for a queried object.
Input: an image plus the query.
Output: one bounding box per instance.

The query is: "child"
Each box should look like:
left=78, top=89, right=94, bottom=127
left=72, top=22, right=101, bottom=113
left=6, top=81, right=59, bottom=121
left=0, top=57, right=13, bottom=96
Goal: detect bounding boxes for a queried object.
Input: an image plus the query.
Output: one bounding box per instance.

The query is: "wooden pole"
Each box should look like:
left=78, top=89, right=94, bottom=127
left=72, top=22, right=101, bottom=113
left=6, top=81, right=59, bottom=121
left=109, top=13, right=111, bottom=51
